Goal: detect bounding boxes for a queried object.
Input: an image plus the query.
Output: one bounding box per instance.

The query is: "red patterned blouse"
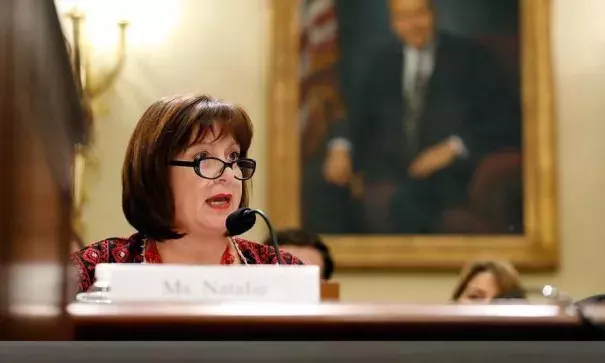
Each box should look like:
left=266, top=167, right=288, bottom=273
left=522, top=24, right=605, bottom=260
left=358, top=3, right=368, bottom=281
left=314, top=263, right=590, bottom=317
left=71, top=232, right=302, bottom=293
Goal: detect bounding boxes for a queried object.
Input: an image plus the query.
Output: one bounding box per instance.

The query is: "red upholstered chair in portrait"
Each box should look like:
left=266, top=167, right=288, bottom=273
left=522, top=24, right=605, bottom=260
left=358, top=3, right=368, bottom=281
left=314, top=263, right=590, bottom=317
left=440, top=148, right=523, bottom=234
left=438, top=35, right=523, bottom=234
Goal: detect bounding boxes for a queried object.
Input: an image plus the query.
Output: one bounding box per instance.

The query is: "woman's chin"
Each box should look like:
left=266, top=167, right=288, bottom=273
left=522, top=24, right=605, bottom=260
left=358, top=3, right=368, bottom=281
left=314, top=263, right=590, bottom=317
left=195, top=216, right=231, bottom=234
left=196, top=204, right=238, bottom=234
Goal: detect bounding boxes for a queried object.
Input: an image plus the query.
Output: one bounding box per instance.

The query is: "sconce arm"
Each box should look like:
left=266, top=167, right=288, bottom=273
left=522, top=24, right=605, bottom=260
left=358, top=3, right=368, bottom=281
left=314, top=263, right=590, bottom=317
left=88, top=21, right=128, bottom=98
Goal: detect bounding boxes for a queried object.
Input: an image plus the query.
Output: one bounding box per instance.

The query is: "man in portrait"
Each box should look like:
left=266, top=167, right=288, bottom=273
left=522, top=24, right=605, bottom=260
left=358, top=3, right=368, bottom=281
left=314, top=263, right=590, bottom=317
left=299, top=0, right=363, bottom=234
left=324, top=0, right=522, bottom=233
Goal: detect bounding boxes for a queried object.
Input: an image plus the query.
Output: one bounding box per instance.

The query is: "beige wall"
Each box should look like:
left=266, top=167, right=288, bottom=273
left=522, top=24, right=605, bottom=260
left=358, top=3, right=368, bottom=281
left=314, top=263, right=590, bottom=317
left=78, top=0, right=605, bottom=302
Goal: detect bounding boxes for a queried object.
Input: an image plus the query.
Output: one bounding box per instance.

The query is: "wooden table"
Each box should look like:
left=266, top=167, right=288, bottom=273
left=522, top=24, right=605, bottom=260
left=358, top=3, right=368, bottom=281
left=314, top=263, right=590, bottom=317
left=67, top=302, right=605, bottom=340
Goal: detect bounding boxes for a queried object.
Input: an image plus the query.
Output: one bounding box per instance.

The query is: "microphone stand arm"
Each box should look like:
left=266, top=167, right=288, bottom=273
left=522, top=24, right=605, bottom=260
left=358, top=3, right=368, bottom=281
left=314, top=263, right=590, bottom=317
left=252, top=209, right=285, bottom=265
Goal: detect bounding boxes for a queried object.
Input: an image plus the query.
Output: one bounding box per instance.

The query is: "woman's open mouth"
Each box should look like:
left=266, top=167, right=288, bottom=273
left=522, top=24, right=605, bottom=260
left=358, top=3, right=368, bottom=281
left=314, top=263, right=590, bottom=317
left=206, top=193, right=232, bottom=210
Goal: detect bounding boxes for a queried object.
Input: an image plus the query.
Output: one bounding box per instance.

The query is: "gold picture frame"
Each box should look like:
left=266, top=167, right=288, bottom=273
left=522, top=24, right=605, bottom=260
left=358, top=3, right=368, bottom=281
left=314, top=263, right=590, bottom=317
left=266, top=0, right=557, bottom=270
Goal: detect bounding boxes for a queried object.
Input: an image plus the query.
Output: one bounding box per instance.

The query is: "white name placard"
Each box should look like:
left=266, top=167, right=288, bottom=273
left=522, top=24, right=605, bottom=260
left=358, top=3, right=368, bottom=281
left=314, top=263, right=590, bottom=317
left=94, top=263, right=321, bottom=303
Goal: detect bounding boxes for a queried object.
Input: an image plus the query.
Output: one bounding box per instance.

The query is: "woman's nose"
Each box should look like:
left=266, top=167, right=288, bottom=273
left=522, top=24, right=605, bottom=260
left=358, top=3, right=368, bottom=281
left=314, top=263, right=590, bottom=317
left=218, top=164, right=237, bottom=182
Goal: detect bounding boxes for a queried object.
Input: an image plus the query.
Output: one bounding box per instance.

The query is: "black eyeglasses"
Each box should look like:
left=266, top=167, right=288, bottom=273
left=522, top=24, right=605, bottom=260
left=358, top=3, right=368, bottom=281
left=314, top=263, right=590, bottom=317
left=169, top=156, right=256, bottom=180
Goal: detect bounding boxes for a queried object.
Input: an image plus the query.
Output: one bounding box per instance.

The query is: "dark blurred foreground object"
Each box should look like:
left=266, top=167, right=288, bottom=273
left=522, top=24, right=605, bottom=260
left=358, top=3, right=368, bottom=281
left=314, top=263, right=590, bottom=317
left=574, top=295, right=605, bottom=336
left=576, top=294, right=605, bottom=305
left=0, top=0, right=86, bottom=340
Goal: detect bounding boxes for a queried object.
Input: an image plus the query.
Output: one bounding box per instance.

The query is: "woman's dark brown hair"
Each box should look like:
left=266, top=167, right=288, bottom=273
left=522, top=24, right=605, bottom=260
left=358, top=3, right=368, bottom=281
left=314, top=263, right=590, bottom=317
left=122, top=94, right=253, bottom=241
left=451, top=260, right=525, bottom=301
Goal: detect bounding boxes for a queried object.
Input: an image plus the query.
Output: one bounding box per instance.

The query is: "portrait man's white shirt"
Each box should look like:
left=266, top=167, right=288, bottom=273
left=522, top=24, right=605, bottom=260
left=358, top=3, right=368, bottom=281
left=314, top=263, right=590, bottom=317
left=403, top=44, right=467, bottom=157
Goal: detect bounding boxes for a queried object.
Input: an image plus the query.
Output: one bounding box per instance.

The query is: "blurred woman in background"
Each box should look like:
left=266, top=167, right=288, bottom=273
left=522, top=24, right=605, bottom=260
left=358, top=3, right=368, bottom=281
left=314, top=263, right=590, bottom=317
left=452, top=260, right=526, bottom=303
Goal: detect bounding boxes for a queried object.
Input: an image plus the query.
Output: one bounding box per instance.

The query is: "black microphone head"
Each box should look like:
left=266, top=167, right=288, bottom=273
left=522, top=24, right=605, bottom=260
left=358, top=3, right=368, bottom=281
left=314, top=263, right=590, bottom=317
left=226, top=208, right=256, bottom=236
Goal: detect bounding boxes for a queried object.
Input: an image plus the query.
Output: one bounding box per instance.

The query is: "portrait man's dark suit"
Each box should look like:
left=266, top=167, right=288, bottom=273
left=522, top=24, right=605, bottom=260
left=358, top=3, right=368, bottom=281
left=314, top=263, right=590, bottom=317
left=329, top=29, right=521, bottom=233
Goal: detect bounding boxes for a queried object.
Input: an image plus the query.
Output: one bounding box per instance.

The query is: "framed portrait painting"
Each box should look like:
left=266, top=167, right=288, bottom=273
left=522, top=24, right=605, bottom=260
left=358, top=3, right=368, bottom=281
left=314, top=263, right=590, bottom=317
left=266, top=0, right=557, bottom=270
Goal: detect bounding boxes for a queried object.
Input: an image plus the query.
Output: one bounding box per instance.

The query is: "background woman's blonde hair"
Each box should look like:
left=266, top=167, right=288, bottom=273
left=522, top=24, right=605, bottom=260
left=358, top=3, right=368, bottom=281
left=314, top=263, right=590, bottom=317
left=451, top=260, right=525, bottom=301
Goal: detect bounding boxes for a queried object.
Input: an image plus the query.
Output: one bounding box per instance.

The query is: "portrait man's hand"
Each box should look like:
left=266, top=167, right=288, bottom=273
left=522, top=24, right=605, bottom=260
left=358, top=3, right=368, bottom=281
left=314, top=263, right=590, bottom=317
left=323, top=146, right=353, bottom=187
left=409, top=139, right=458, bottom=179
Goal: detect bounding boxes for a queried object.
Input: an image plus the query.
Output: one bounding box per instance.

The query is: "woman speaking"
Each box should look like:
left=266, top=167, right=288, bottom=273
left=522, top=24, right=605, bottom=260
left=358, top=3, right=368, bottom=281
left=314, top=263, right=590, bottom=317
left=71, top=94, right=301, bottom=293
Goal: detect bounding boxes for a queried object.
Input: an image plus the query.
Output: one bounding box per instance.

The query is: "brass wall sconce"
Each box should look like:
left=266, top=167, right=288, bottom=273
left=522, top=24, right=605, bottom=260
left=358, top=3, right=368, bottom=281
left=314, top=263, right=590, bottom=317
left=61, top=4, right=130, bottom=247
left=65, top=7, right=129, bottom=103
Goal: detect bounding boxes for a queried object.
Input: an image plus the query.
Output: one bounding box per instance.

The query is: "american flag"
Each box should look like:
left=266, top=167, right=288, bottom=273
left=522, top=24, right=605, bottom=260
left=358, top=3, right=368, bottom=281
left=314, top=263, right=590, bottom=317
left=299, top=0, right=344, bottom=159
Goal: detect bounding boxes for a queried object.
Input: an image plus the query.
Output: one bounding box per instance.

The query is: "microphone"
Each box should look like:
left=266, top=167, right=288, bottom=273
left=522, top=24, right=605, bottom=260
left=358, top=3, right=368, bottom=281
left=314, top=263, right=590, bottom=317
left=226, top=207, right=285, bottom=265
left=226, top=208, right=256, bottom=236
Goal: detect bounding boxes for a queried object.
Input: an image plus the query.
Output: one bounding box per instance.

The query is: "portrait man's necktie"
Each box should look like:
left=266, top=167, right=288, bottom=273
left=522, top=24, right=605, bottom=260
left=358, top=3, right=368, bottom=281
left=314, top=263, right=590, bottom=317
left=404, top=51, right=429, bottom=159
